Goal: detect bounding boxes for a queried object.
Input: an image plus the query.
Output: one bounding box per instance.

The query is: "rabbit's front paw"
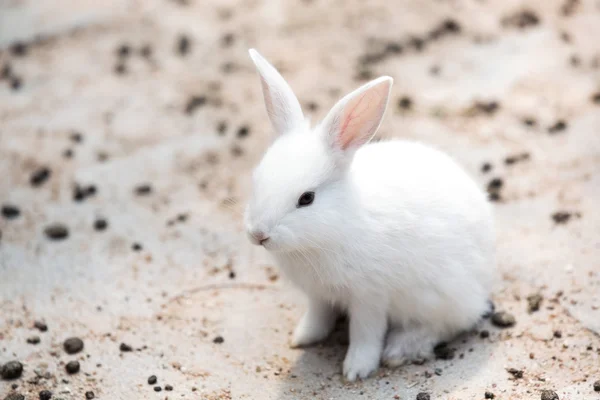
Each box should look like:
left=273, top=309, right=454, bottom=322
left=343, top=345, right=380, bottom=381
left=290, top=313, right=334, bottom=348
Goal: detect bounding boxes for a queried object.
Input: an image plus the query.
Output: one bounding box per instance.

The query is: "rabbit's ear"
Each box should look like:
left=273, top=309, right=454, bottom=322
left=321, top=76, right=393, bottom=154
left=249, top=49, right=304, bottom=136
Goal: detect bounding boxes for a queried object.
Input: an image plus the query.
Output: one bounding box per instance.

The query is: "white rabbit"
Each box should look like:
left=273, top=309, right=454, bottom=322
left=244, top=49, right=495, bottom=381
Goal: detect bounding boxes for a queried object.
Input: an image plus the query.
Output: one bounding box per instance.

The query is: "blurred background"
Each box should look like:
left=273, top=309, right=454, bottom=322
left=1, top=0, right=599, bottom=399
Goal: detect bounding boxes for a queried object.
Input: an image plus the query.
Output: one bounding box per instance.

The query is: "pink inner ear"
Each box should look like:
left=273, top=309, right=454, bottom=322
left=337, top=82, right=388, bottom=150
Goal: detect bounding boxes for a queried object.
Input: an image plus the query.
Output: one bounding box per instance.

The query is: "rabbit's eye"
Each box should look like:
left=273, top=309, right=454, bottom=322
left=297, top=191, right=315, bottom=207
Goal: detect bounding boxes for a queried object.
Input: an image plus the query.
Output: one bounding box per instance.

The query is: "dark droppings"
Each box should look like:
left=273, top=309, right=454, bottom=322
left=213, top=336, right=224, bottom=344
left=70, top=131, right=83, bottom=143
left=165, top=385, right=173, bottom=391
left=65, top=361, right=80, bottom=374
left=117, top=43, right=131, bottom=58
left=114, top=63, right=127, bottom=75
left=73, top=184, right=97, bottom=202
left=177, top=34, right=191, bottom=56
left=485, top=392, right=495, bottom=399
left=134, top=184, right=153, bottom=196
left=63, top=337, right=84, bottom=354
left=548, top=120, right=567, bottom=134
left=502, top=9, right=540, bottom=29
left=491, top=311, right=516, bottom=328
left=185, top=95, right=207, bottom=115
left=228, top=271, right=236, bottom=279
left=507, top=368, right=524, bottom=379
left=416, top=393, right=430, bottom=400
left=85, top=391, right=95, bottom=400
left=527, top=293, right=543, bottom=313
left=94, top=219, right=108, bottom=231
left=487, top=178, right=503, bottom=191
left=154, top=386, right=162, bottom=392
left=44, top=223, right=69, bottom=241
left=34, top=321, right=48, bottom=332
left=397, top=96, right=413, bottom=110
left=1, top=361, right=24, bottom=380
left=30, top=167, right=51, bottom=187
left=237, top=125, right=250, bottom=138
left=481, top=163, right=492, bottom=173
left=27, top=336, right=41, bottom=345
left=140, top=44, right=153, bottom=58
left=221, top=33, right=235, bottom=47
left=119, top=343, right=133, bottom=352
left=540, top=390, right=559, bottom=400
left=553, top=330, right=562, bottom=338
left=523, top=117, right=537, bottom=127
left=505, top=152, right=530, bottom=165
left=63, top=149, right=74, bottom=158
left=132, top=243, right=143, bottom=252
left=552, top=211, right=579, bottom=225
left=147, top=375, right=157, bottom=385
left=39, top=390, right=52, bottom=400
left=1, top=205, right=20, bottom=219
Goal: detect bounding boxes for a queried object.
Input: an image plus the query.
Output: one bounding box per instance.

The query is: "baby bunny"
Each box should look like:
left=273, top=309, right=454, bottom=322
left=245, top=49, right=495, bottom=381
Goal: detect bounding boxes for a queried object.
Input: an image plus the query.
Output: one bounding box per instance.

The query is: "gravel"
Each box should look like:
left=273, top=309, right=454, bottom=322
left=44, top=224, right=69, bottom=241
left=63, top=337, right=84, bottom=354
left=65, top=361, right=80, bottom=374
left=1, top=205, right=20, bottom=219
left=147, top=375, right=157, bottom=385
left=1, top=361, right=24, bottom=380
left=39, top=390, right=52, bottom=400
left=527, top=293, right=543, bottom=313
left=540, top=390, right=559, bottom=400
left=491, top=311, right=516, bottom=328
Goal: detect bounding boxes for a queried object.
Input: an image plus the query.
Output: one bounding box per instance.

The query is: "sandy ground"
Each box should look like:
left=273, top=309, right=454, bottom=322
left=1, top=0, right=600, bottom=399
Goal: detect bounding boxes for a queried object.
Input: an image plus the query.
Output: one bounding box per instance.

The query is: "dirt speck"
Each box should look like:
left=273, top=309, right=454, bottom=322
left=177, top=34, right=191, bottom=56
left=2, top=205, right=21, bottom=220
left=502, top=9, right=540, bottom=29
left=185, top=95, right=207, bottom=115
left=507, top=368, right=524, bottom=379
left=30, top=167, right=51, bottom=187
left=34, top=321, right=48, bottom=332
left=485, top=391, right=495, bottom=399
left=540, top=390, right=559, bottom=400
left=593, top=380, right=600, bottom=392
left=213, top=336, right=225, bottom=344
left=416, top=393, right=430, bottom=400
left=134, top=184, right=153, bottom=196
left=119, top=343, right=133, bottom=352
left=548, top=120, right=567, bottom=134
left=85, top=391, right=95, bottom=399
left=44, top=224, right=69, bottom=241
left=27, top=336, right=40, bottom=345
left=527, top=293, right=543, bottom=313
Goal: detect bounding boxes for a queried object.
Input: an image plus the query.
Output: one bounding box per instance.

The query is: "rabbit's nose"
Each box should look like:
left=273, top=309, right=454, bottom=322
left=250, top=230, right=270, bottom=246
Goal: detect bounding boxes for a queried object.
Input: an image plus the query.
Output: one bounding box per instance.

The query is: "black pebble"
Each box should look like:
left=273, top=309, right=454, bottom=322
left=237, top=125, right=250, bottom=138
left=487, top=178, right=503, bottom=192
left=217, top=121, right=227, bottom=135
left=540, top=390, right=559, bottom=400
left=147, top=375, right=157, bottom=385
left=85, top=391, right=95, bottom=400
left=165, top=385, right=173, bottom=391
left=481, top=163, right=492, bottom=173
left=228, top=271, right=236, bottom=279
left=154, top=386, right=162, bottom=392
left=10, top=77, right=22, bottom=91
left=491, top=311, right=516, bottom=328
left=433, top=343, right=454, bottom=360
left=552, top=211, right=577, bottom=225
left=44, top=224, right=69, bottom=241
left=132, top=243, right=143, bottom=252
left=63, top=337, right=84, bottom=354
left=134, top=184, right=153, bottom=195
left=1, top=361, right=24, bottom=380
left=480, top=330, right=490, bottom=338
left=10, top=42, right=28, bottom=57
left=185, top=95, right=207, bottom=115
left=30, top=167, right=51, bottom=187
left=485, top=391, right=495, bottom=399
left=416, top=393, right=430, bottom=400
left=553, top=330, right=562, bottom=338
left=65, top=361, right=80, bottom=374
left=548, top=120, right=567, bottom=134
left=593, top=380, right=600, bottom=392
left=398, top=96, right=413, bottom=110
left=117, top=44, right=131, bottom=58
left=119, top=343, right=133, bottom=352
left=507, top=368, right=524, bottom=379
left=94, top=219, right=108, bottom=231
left=34, top=321, right=48, bottom=332
left=213, top=336, right=224, bottom=344
left=177, top=34, right=191, bottom=56
left=70, top=132, right=83, bottom=143
left=27, top=336, right=40, bottom=345
left=5, top=393, right=25, bottom=400
left=221, top=33, right=235, bottom=47
left=2, top=205, right=20, bottom=219
left=39, top=390, right=52, bottom=400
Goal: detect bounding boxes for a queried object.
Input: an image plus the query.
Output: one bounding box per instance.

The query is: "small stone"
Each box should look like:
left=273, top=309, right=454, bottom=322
left=154, top=386, right=162, bottom=392
left=485, top=392, right=495, bottom=399
left=553, top=330, right=562, bottom=338
left=507, top=368, right=524, bottom=379
left=527, top=293, right=543, bottom=313
left=165, top=385, right=173, bottom=391
left=44, top=224, right=69, bottom=241
left=548, top=120, right=567, bottom=134
left=132, top=243, right=143, bottom=252
left=1, top=63, right=11, bottom=79
left=94, top=219, right=108, bottom=231
left=552, top=211, right=574, bottom=225
left=540, top=390, right=559, bottom=400
left=4, top=393, right=25, bottom=400
left=30, top=167, right=51, bottom=187
left=228, top=271, right=236, bottom=279
left=85, top=391, right=95, bottom=400
left=237, top=125, right=250, bottom=138
left=398, top=96, right=413, bottom=110
left=39, top=390, right=52, bottom=400
left=593, top=380, right=600, bottom=392
left=65, top=361, right=80, bottom=374
left=177, top=34, right=191, bottom=56
left=416, top=393, right=430, bottom=400
left=114, top=63, right=127, bottom=75
left=34, top=321, right=48, bottom=332
left=147, top=375, right=157, bottom=385
left=1, top=361, right=24, bottom=380
left=27, top=336, right=41, bottom=345
left=491, top=311, right=516, bottom=328
left=434, top=368, right=442, bottom=376
left=134, top=184, right=153, bottom=196
left=2, top=204, right=21, bottom=220
left=119, top=343, right=133, bottom=352
left=63, top=337, right=84, bottom=354
left=213, top=336, right=224, bottom=344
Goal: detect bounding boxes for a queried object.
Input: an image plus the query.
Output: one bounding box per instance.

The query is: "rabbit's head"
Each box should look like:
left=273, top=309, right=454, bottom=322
left=245, top=49, right=393, bottom=252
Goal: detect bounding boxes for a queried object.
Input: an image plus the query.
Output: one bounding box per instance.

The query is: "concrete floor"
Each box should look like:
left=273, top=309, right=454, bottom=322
left=1, top=0, right=599, bottom=399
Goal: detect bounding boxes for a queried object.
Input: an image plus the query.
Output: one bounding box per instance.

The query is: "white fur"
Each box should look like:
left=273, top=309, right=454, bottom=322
left=245, top=49, right=495, bottom=381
